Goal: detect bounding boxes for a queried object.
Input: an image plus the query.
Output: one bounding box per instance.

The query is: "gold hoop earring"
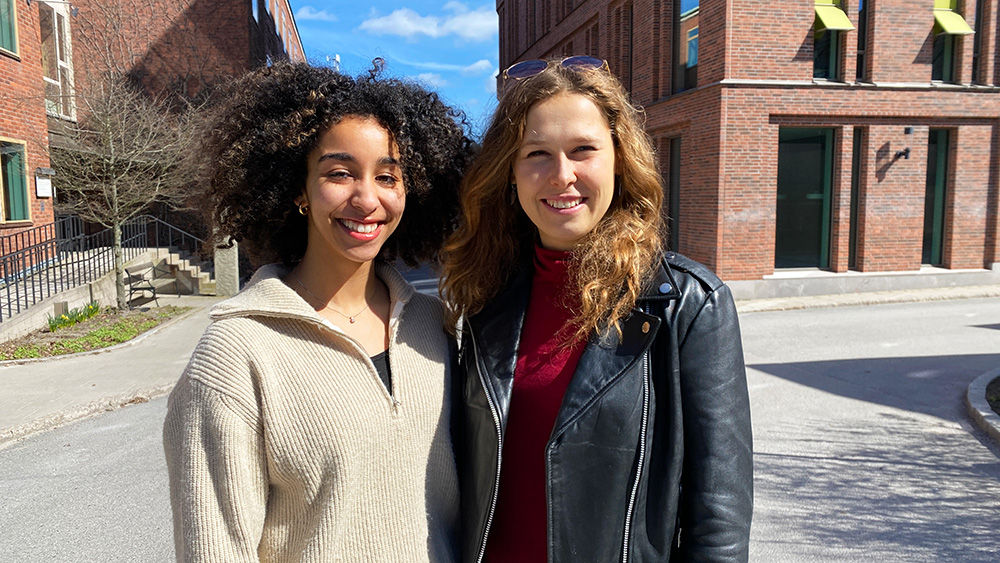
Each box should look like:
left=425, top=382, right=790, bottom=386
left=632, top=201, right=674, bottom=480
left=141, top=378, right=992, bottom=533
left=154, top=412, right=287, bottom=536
left=298, top=201, right=309, bottom=216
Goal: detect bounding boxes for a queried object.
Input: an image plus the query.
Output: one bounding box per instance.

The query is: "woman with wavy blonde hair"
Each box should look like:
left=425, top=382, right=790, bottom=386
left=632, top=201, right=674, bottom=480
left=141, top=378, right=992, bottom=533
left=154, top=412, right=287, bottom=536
left=442, top=57, right=752, bottom=562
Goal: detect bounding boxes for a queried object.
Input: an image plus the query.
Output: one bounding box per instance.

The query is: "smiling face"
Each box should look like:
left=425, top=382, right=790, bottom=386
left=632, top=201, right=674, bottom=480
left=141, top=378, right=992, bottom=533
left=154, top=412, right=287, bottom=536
left=297, top=116, right=405, bottom=268
left=512, top=92, right=617, bottom=251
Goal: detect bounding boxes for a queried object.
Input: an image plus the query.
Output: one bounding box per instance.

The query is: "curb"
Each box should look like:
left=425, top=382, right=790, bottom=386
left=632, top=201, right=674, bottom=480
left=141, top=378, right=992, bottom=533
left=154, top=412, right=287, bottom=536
left=966, top=367, right=1000, bottom=447
left=0, top=383, right=176, bottom=449
left=736, top=284, right=1000, bottom=314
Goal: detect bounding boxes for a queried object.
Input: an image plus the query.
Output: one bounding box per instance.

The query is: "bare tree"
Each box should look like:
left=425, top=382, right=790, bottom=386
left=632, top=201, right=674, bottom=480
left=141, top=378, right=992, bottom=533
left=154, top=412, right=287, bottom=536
left=50, top=76, right=202, bottom=309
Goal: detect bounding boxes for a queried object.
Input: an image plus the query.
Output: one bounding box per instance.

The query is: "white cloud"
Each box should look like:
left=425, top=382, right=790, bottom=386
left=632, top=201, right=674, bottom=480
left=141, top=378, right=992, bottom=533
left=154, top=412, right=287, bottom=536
left=461, top=59, right=493, bottom=76
left=359, top=4, right=497, bottom=42
left=485, top=68, right=499, bottom=94
left=295, top=6, right=338, bottom=22
left=392, top=57, right=496, bottom=76
left=440, top=8, right=497, bottom=41
left=417, top=73, right=448, bottom=88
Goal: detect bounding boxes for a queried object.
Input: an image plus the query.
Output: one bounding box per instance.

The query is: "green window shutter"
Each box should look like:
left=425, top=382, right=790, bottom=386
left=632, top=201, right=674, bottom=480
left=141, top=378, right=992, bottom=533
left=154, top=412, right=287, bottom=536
left=1, top=144, right=29, bottom=221
left=0, top=0, right=17, bottom=54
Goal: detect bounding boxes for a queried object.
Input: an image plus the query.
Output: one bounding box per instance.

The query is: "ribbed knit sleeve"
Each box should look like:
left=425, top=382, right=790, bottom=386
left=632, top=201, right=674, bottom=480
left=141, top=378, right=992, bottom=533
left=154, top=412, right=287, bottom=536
left=163, top=326, right=268, bottom=563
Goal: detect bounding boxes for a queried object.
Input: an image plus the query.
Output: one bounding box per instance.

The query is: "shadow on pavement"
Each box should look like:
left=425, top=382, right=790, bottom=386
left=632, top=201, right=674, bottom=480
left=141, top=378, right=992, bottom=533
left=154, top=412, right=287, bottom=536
left=748, top=353, right=1000, bottom=421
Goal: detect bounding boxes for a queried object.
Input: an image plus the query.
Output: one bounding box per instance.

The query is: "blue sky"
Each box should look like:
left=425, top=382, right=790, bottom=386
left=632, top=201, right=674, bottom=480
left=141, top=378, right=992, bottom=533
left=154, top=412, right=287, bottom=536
left=288, top=1, right=500, bottom=136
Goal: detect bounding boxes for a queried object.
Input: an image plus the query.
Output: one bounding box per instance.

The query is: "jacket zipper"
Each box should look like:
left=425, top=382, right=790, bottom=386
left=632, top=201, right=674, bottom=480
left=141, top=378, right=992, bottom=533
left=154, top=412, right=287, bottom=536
left=474, top=335, right=503, bottom=563
left=622, top=309, right=651, bottom=562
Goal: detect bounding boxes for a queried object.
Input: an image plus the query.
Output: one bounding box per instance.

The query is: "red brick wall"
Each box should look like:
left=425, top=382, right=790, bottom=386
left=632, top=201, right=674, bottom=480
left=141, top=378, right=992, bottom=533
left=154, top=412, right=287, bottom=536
left=69, top=0, right=303, bottom=99
left=501, top=0, right=1000, bottom=280
left=946, top=123, right=993, bottom=268
left=0, top=0, right=55, bottom=242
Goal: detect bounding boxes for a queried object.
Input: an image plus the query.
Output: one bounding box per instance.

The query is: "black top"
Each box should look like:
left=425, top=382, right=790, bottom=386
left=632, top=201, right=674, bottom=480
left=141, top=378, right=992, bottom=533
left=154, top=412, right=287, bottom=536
left=370, top=349, right=392, bottom=395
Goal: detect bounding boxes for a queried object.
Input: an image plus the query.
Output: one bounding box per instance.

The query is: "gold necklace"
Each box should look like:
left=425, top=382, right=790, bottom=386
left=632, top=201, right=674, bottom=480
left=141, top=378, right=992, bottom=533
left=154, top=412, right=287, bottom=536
left=293, top=271, right=373, bottom=324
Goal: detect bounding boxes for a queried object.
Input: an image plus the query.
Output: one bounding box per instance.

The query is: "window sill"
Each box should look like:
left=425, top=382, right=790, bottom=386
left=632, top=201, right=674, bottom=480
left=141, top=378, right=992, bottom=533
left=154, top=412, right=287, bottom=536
left=0, top=47, right=20, bottom=62
left=0, top=220, right=34, bottom=227
left=811, top=78, right=850, bottom=86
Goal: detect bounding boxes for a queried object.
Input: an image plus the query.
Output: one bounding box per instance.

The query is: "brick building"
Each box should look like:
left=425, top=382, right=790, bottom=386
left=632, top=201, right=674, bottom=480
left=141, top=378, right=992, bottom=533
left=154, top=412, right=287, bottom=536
left=0, top=0, right=304, bottom=255
left=499, top=0, right=1000, bottom=296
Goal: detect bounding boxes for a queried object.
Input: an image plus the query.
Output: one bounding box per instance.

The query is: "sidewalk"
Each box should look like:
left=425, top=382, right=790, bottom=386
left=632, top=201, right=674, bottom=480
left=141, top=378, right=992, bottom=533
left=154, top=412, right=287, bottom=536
left=0, top=295, right=222, bottom=447
left=0, top=285, right=998, bottom=449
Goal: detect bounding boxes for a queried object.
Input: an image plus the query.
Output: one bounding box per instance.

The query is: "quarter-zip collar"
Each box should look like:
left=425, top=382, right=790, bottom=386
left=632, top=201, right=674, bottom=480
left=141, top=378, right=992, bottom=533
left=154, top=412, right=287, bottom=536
left=209, top=261, right=414, bottom=331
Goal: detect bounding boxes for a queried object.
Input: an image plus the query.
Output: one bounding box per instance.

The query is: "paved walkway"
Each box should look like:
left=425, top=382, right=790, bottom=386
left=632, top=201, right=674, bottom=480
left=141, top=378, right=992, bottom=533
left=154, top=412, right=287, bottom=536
left=0, top=295, right=221, bottom=446
left=0, top=285, right=998, bottom=448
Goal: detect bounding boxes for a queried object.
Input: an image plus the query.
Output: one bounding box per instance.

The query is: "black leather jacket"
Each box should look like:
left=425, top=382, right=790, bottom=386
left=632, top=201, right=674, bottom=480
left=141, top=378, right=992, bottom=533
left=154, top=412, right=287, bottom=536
left=458, top=252, right=753, bottom=562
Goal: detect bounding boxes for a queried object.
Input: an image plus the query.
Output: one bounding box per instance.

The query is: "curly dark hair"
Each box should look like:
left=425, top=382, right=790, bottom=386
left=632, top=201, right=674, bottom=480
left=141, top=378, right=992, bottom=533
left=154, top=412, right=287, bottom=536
left=201, top=61, right=475, bottom=268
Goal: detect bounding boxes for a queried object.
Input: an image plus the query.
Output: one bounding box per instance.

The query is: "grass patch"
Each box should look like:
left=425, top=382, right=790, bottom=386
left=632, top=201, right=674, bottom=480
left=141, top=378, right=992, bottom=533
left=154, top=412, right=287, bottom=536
left=987, top=376, right=1000, bottom=418
left=0, top=306, right=190, bottom=361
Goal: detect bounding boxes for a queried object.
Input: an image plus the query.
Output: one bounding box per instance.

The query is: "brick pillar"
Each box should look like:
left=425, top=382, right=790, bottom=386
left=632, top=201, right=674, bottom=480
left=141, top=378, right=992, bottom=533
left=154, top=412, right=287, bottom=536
left=829, top=126, right=854, bottom=272
left=944, top=124, right=993, bottom=268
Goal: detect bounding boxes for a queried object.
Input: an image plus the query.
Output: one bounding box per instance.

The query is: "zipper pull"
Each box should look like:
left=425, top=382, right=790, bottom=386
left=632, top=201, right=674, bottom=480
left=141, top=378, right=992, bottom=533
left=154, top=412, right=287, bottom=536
left=392, top=398, right=401, bottom=415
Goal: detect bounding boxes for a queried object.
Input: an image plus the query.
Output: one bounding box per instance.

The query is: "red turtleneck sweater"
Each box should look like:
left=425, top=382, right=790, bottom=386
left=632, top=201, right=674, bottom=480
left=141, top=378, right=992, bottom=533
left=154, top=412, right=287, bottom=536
left=483, top=245, right=587, bottom=563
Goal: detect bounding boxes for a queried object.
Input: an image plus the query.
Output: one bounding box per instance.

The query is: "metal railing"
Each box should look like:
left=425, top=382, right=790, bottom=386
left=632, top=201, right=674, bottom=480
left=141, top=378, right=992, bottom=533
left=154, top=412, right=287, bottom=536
left=0, top=215, right=209, bottom=323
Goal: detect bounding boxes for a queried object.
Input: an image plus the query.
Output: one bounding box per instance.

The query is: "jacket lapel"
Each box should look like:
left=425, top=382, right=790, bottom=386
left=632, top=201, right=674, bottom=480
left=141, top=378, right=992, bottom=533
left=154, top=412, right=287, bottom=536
left=467, top=267, right=533, bottom=422
left=550, top=259, right=679, bottom=436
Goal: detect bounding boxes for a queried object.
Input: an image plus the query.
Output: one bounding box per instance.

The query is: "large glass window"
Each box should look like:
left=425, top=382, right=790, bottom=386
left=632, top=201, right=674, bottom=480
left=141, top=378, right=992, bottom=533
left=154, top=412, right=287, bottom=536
left=0, top=0, right=17, bottom=55
left=39, top=2, right=74, bottom=119
left=775, top=128, right=834, bottom=269
left=673, top=0, right=699, bottom=93
left=932, top=0, right=974, bottom=82
left=0, top=141, right=29, bottom=222
left=923, top=130, right=949, bottom=265
left=814, top=1, right=854, bottom=80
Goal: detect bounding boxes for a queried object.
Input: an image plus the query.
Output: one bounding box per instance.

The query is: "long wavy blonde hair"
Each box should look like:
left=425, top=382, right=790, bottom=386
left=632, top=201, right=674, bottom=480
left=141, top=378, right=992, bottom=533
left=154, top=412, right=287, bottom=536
left=441, top=61, right=664, bottom=341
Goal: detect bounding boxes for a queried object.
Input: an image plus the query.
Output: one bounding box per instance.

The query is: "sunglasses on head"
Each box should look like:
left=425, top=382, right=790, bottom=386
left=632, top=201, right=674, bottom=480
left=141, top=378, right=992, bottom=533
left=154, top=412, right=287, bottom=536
left=502, top=56, right=610, bottom=81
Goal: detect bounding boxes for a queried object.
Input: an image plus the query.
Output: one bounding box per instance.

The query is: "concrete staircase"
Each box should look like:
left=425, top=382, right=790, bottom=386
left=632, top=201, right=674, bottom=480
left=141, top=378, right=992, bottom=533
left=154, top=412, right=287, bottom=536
left=149, top=250, right=216, bottom=296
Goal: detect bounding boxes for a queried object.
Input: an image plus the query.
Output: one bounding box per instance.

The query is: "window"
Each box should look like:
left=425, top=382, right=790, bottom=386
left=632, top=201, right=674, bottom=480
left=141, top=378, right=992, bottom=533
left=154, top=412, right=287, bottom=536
left=932, top=33, right=955, bottom=82
left=673, top=0, right=699, bottom=93
left=856, top=0, right=869, bottom=80
left=814, top=0, right=854, bottom=80
left=39, top=1, right=74, bottom=119
left=687, top=27, right=698, bottom=67
left=932, top=0, right=974, bottom=83
left=0, top=0, right=17, bottom=56
left=0, top=141, right=30, bottom=222
left=971, top=0, right=984, bottom=82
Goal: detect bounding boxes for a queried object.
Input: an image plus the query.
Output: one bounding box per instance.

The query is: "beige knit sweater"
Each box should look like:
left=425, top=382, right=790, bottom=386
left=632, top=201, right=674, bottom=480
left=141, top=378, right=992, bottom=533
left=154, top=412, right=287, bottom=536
left=163, top=263, right=460, bottom=563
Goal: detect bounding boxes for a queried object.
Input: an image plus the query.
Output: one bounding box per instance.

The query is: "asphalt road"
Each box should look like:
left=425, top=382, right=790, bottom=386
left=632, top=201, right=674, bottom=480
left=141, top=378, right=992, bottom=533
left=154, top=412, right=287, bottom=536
left=743, top=297, right=1000, bottom=562
left=0, top=297, right=998, bottom=562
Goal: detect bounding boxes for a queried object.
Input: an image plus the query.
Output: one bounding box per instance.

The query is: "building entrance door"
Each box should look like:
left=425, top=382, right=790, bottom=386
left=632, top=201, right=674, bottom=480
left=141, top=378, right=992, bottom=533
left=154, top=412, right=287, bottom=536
left=775, top=128, right=833, bottom=268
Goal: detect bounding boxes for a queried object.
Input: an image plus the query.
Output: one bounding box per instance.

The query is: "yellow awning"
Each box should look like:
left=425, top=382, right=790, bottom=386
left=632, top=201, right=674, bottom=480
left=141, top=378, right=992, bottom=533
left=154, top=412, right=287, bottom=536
left=815, top=5, right=856, bottom=31
left=934, top=10, right=975, bottom=35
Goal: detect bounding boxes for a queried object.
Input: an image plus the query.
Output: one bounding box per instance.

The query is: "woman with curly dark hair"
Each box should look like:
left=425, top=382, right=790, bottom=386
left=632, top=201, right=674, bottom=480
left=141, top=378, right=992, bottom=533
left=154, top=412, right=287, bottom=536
left=163, top=61, right=474, bottom=562
left=442, top=57, right=752, bottom=562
